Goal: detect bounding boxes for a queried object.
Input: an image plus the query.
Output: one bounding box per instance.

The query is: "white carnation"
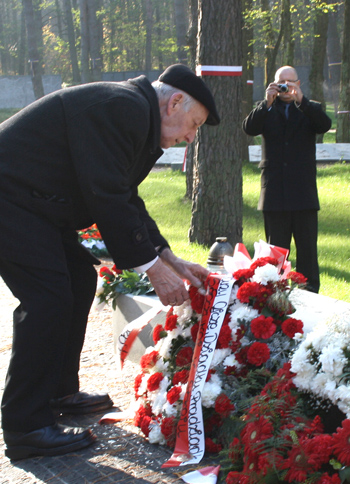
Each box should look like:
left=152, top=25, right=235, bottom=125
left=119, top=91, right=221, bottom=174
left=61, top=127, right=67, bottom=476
left=319, top=345, right=346, bottom=376
left=162, top=401, right=179, bottom=418
left=150, top=376, right=169, bottom=415
left=210, top=348, right=231, bottom=368
left=173, top=300, right=193, bottom=325
left=148, top=421, right=166, bottom=445
left=252, top=264, right=280, bottom=285
left=223, top=354, right=241, bottom=368
left=201, top=373, right=222, bottom=408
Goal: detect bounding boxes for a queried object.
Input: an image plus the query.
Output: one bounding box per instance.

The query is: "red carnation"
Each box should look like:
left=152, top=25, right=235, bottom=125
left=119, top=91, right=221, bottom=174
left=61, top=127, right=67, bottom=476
left=161, top=417, right=177, bottom=447
left=217, top=325, right=232, bottom=349
left=175, top=346, right=193, bottom=367
left=250, top=315, right=277, bottom=339
left=172, top=369, right=190, bottom=385
left=250, top=257, right=278, bottom=270
left=147, top=372, right=164, bottom=392
left=191, top=322, right=200, bottom=342
left=287, top=271, right=308, bottom=285
left=214, top=393, right=235, bottom=417
left=164, top=314, right=178, bottom=331
left=134, top=373, right=144, bottom=398
left=133, top=403, right=152, bottom=427
left=153, top=324, right=166, bottom=344
left=140, top=415, right=152, bottom=437
left=140, top=350, right=159, bottom=370
left=281, top=318, right=304, bottom=338
left=112, top=264, right=123, bottom=274
left=167, top=385, right=182, bottom=404
left=232, top=268, right=254, bottom=281
left=205, top=437, right=222, bottom=453
left=189, top=285, right=205, bottom=313
left=247, top=342, right=270, bottom=366
left=237, top=282, right=261, bottom=303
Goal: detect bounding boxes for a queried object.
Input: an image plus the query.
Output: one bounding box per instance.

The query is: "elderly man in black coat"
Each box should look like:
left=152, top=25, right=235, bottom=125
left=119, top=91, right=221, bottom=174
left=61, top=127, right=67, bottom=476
left=243, top=65, right=331, bottom=293
left=0, top=64, right=220, bottom=460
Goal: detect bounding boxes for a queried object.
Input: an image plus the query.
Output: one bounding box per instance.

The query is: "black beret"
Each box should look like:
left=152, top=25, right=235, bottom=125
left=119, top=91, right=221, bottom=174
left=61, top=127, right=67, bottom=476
left=158, top=64, right=220, bottom=126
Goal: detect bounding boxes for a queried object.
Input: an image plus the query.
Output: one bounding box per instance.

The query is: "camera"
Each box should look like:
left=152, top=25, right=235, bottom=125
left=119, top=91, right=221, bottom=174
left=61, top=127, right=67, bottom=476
left=278, top=83, right=289, bottom=93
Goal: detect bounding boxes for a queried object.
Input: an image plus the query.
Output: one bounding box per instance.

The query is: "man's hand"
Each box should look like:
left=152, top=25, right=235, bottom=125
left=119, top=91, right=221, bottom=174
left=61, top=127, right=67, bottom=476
left=146, top=258, right=190, bottom=307
left=146, top=248, right=209, bottom=307
left=265, top=82, right=279, bottom=108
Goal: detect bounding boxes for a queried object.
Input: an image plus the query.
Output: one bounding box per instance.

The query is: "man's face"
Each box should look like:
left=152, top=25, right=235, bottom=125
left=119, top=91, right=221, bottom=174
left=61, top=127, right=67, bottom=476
left=275, top=68, right=300, bottom=103
left=159, top=95, right=209, bottom=149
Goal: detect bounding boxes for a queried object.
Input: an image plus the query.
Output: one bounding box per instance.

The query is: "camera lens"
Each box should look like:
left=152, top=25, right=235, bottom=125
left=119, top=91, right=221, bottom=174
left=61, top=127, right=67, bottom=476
left=278, top=84, right=289, bottom=93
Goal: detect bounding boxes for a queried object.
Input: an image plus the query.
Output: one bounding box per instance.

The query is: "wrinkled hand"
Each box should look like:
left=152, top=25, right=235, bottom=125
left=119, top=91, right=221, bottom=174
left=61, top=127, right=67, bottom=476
left=146, top=249, right=209, bottom=307
left=146, top=258, right=190, bottom=307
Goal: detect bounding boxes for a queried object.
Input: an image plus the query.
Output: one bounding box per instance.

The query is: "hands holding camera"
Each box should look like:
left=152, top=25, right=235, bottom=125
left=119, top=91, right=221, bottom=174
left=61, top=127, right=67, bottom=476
left=265, top=79, right=303, bottom=108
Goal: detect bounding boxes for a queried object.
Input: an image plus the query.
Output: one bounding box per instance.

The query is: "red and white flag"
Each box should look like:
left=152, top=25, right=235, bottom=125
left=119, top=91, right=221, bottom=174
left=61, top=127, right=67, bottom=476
left=181, top=466, right=220, bottom=484
left=196, top=65, right=242, bottom=76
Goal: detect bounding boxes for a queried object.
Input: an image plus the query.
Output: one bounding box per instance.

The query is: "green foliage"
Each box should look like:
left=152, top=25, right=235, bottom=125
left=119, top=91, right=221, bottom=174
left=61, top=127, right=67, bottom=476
left=98, top=269, right=154, bottom=310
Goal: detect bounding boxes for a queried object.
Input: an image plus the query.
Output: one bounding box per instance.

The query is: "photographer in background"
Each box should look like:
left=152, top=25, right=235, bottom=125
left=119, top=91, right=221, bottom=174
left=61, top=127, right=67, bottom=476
left=243, top=65, right=332, bottom=293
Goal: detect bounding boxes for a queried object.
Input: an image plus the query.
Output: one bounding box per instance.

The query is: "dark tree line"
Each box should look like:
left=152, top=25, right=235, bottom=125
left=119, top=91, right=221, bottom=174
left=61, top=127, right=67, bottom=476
left=0, top=0, right=349, bottom=248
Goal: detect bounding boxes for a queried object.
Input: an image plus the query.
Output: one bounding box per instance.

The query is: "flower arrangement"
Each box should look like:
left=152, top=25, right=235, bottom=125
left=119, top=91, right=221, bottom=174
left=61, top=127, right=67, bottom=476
left=78, top=223, right=110, bottom=258
left=131, top=251, right=307, bottom=456
left=291, top=310, right=350, bottom=419
left=96, top=265, right=154, bottom=310
left=223, top=361, right=350, bottom=484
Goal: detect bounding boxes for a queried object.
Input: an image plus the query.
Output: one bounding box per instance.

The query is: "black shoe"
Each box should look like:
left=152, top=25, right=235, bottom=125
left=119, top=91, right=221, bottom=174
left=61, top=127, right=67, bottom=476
left=50, top=391, right=113, bottom=416
left=3, top=423, right=96, bottom=460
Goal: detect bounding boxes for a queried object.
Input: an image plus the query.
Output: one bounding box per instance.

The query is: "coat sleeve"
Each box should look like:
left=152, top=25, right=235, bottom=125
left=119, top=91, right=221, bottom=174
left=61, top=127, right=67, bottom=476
left=65, top=95, right=166, bottom=269
left=296, top=96, right=332, bottom=134
left=242, top=100, right=269, bottom=136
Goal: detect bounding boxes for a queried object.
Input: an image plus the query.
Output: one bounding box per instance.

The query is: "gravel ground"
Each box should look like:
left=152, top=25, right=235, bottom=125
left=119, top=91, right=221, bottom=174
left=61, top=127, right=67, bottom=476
left=0, top=260, right=194, bottom=484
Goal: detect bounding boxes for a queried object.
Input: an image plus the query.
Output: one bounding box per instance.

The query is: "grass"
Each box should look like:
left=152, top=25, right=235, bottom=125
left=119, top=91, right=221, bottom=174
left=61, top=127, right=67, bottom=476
left=139, top=163, right=350, bottom=303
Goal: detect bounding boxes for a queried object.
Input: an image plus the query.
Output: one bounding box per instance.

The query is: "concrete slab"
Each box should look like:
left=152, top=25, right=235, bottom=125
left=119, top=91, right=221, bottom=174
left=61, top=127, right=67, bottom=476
left=248, top=143, right=350, bottom=163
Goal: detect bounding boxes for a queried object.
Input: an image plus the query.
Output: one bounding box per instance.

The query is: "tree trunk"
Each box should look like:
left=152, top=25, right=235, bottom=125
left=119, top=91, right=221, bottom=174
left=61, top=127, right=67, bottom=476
left=63, top=0, right=81, bottom=84
left=87, top=0, right=102, bottom=81
left=185, top=0, right=198, bottom=200
left=327, top=9, right=342, bottom=117
left=155, top=1, right=163, bottom=70
left=173, top=0, right=188, bottom=65
left=18, top=9, right=27, bottom=75
left=336, top=0, right=350, bottom=142
left=262, top=0, right=276, bottom=86
left=22, top=0, right=44, bottom=99
left=79, top=0, right=90, bottom=82
left=309, top=4, right=329, bottom=142
left=189, top=0, right=243, bottom=248
left=142, top=0, right=153, bottom=71
left=282, top=0, right=294, bottom=65
left=242, top=0, right=254, bottom=160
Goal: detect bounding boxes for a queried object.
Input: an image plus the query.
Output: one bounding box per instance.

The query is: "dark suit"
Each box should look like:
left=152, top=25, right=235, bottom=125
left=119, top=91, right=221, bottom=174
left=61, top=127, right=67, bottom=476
left=243, top=96, right=331, bottom=292
left=0, top=76, right=169, bottom=432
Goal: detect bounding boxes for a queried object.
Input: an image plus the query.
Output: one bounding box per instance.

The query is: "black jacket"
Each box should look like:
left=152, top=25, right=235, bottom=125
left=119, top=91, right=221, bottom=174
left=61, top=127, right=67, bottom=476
left=243, top=96, right=332, bottom=211
left=0, top=76, right=169, bottom=270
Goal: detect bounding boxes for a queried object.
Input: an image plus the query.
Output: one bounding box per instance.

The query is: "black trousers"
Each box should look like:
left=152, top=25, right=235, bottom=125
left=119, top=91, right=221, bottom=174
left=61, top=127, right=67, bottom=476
left=0, top=229, right=98, bottom=432
left=263, top=209, right=320, bottom=293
